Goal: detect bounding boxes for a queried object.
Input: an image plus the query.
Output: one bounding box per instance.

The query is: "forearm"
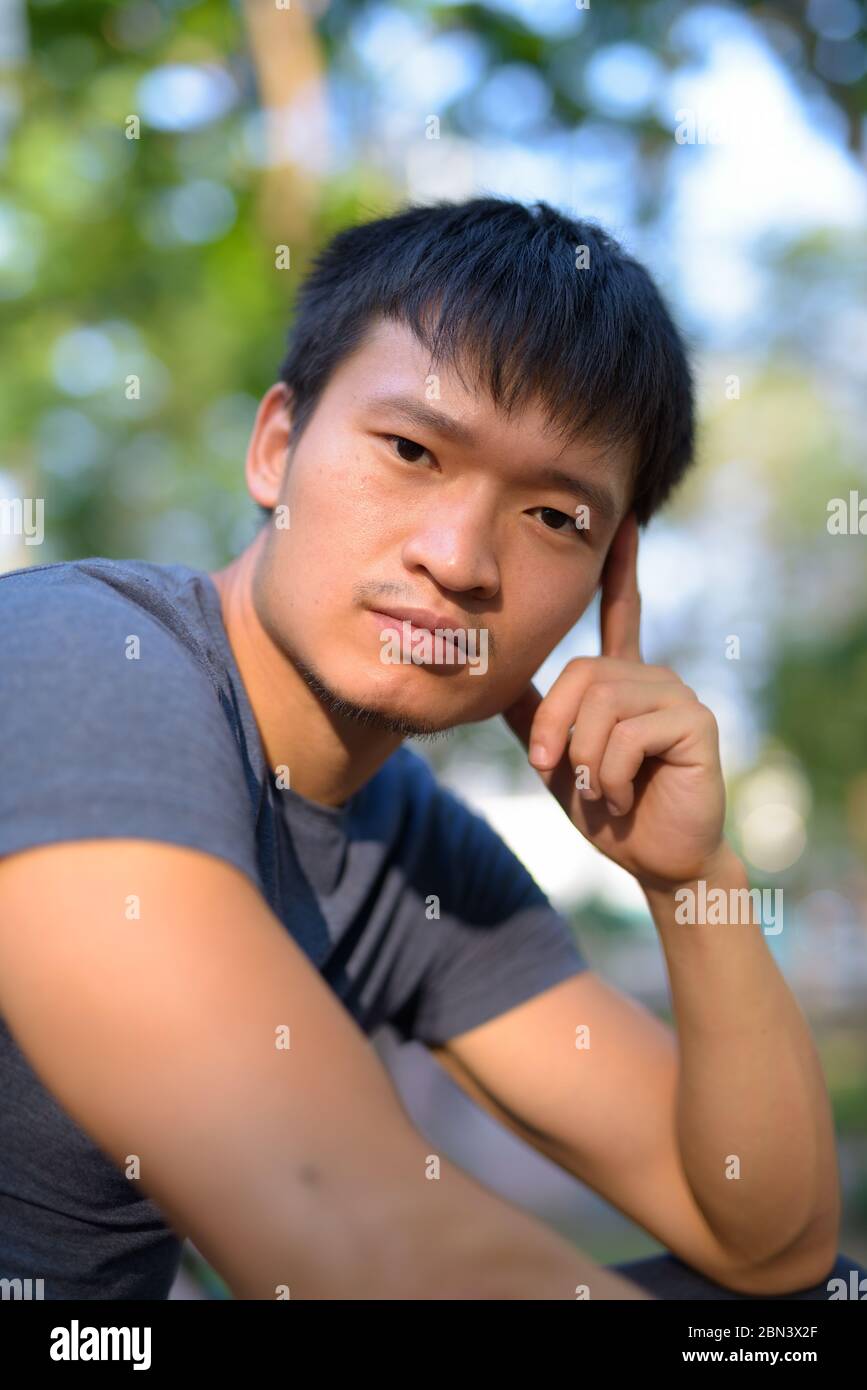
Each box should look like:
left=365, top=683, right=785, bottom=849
left=388, top=1172, right=653, bottom=1300
left=643, top=843, right=841, bottom=1270
left=226, top=1146, right=651, bottom=1300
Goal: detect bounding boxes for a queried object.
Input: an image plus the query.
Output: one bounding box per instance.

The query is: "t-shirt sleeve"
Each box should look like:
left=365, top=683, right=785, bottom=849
left=403, top=773, right=590, bottom=1047
left=0, top=567, right=260, bottom=885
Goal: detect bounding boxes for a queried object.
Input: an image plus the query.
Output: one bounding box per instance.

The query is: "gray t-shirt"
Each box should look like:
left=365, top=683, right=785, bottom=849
left=0, top=556, right=588, bottom=1300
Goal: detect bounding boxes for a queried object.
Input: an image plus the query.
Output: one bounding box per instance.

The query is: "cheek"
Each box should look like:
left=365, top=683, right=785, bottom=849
left=286, top=448, right=378, bottom=547
left=302, top=428, right=386, bottom=499
left=518, top=563, right=598, bottom=638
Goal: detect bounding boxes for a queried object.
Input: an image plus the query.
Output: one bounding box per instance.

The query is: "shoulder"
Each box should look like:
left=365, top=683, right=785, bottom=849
left=375, top=745, right=480, bottom=835
left=0, top=554, right=245, bottom=776
left=0, top=559, right=258, bottom=878
left=383, top=753, right=588, bottom=1045
left=384, top=746, right=546, bottom=910
left=387, top=745, right=507, bottom=836
left=386, top=744, right=484, bottom=808
left=0, top=557, right=219, bottom=697
left=0, top=554, right=205, bottom=634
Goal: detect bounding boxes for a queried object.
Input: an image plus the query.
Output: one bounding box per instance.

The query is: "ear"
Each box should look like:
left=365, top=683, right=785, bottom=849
left=245, top=383, right=293, bottom=510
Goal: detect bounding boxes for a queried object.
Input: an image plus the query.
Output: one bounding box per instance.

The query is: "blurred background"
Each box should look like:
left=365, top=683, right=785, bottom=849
left=1, top=0, right=865, bottom=1296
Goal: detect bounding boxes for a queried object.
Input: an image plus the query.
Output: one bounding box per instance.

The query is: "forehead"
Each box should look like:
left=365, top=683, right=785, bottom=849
left=326, top=316, right=637, bottom=519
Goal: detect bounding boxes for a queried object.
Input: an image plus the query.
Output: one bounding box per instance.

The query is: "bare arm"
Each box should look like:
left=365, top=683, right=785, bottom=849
left=0, top=839, right=648, bottom=1301
left=427, top=958, right=838, bottom=1296
left=642, top=851, right=840, bottom=1276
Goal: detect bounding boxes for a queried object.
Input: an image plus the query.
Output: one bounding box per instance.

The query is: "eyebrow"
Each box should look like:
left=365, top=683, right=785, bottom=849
left=362, top=391, right=621, bottom=525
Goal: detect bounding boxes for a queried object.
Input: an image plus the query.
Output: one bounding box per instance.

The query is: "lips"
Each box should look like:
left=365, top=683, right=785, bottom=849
left=371, top=605, right=468, bottom=634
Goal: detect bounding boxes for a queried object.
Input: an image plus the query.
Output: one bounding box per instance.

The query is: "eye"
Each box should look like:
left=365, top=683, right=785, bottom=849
left=530, top=506, right=588, bottom=541
left=386, top=435, right=431, bottom=465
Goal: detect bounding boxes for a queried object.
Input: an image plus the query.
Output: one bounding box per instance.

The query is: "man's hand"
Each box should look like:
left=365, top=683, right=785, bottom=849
left=503, top=512, right=728, bottom=890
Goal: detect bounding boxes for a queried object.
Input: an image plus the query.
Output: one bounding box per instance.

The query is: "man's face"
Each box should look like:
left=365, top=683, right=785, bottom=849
left=248, top=317, right=634, bottom=736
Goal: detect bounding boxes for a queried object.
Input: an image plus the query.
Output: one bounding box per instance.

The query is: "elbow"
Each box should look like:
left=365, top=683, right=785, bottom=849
left=715, top=1212, right=841, bottom=1298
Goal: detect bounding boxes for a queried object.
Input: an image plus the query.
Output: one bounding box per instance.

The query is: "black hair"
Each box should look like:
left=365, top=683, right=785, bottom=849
left=264, top=196, right=695, bottom=526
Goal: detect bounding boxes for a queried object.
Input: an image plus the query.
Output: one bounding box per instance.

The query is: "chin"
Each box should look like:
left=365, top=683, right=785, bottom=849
left=351, top=680, right=469, bottom=734
left=294, top=654, right=473, bottom=739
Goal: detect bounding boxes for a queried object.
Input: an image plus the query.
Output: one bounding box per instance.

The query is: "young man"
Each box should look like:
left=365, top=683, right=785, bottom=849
left=0, top=198, right=846, bottom=1302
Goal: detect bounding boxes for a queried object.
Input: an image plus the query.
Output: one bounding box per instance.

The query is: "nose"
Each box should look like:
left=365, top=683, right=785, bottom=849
left=399, top=492, right=501, bottom=598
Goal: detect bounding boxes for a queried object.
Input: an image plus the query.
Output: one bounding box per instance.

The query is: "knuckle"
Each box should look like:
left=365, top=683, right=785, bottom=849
left=584, top=680, right=615, bottom=708
left=697, top=703, right=719, bottom=733
left=612, top=720, right=642, bottom=751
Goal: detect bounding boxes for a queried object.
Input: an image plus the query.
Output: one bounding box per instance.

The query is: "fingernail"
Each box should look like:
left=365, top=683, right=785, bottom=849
left=606, top=800, right=621, bottom=816
left=529, top=743, right=548, bottom=766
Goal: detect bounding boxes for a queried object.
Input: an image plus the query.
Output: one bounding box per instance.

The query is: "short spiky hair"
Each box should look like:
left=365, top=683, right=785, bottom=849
left=272, top=196, right=695, bottom=525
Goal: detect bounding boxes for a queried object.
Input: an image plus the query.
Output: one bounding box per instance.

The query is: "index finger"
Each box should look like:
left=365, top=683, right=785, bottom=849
left=600, top=511, right=642, bottom=661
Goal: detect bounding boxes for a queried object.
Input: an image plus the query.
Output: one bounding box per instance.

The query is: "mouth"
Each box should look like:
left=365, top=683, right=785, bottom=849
left=366, top=606, right=467, bottom=658
left=369, top=604, right=467, bottom=634
left=364, top=604, right=491, bottom=679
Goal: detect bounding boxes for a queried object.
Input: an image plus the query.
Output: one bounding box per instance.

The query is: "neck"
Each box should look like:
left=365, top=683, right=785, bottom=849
left=208, top=533, right=405, bottom=808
